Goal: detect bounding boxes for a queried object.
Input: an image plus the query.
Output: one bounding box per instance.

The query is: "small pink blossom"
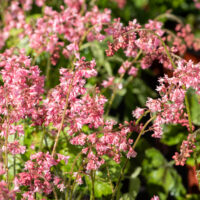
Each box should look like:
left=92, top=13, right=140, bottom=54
left=151, top=195, right=160, bottom=200
left=132, top=107, right=145, bottom=119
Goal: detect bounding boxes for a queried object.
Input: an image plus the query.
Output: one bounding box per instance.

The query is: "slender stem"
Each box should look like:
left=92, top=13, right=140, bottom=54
left=53, top=188, right=58, bottom=200
left=105, top=49, right=143, bottom=118
left=130, top=50, right=142, bottom=65
left=45, top=54, right=51, bottom=89
left=69, top=160, right=84, bottom=200
left=80, top=0, right=86, bottom=15
left=154, top=13, right=183, bottom=25
left=133, top=116, right=156, bottom=149
left=111, top=115, right=156, bottom=200
left=51, top=67, right=76, bottom=157
left=13, top=132, right=16, bottom=177
left=106, top=163, right=114, bottom=192
left=184, top=93, right=193, bottom=133
left=4, top=113, right=9, bottom=185
left=51, top=20, right=98, bottom=157
left=31, top=56, right=37, bottom=66
left=66, top=151, right=82, bottom=199
left=44, top=133, right=50, bottom=151
left=105, top=73, right=124, bottom=118
left=135, top=110, right=150, bottom=125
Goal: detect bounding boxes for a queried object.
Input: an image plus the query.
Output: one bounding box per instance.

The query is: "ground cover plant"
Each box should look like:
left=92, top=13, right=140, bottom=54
left=1, top=0, right=200, bottom=199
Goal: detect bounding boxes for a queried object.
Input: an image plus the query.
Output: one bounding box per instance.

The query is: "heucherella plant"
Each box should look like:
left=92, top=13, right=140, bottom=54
left=0, top=0, right=200, bottom=200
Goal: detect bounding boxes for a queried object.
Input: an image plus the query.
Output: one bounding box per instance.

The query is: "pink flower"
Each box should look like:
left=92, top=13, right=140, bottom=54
left=3, top=141, right=26, bottom=155
left=102, top=77, right=114, bottom=88
left=0, top=181, right=15, bottom=200
left=151, top=195, right=160, bottom=200
left=173, top=134, right=196, bottom=166
left=132, top=107, right=145, bottom=119
left=128, top=66, right=138, bottom=76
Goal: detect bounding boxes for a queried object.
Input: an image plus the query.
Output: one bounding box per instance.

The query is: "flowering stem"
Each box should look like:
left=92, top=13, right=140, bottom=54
left=105, top=73, right=124, bottom=118
left=111, top=115, right=156, bottom=199
left=155, top=13, right=183, bottom=25
left=122, top=28, right=177, bottom=69
left=184, top=93, right=193, bottom=133
left=13, top=132, right=16, bottom=177
left=135, top=110, right=150, bottom=125
left=106, top=163, right=114, bottom=192
left=52, top=21, right=96, bottom=157
left=105, top=50, right=142, bottom=118
left=4, top=113, right=10, bottom=185
left=66, top=151, right=82, bottom=199
left=51, top=66, right=76, bottom=157
left=69, top=166, right=82, bottom=200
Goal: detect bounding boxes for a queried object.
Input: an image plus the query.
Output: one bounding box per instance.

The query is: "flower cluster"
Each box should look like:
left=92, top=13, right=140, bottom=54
left=133, top=59, right=200, bottom=138
left=194, top=0, right=200, bottom=9
left=0, top=0, right=199, bottom=199
left=14, top=152, right=68, bottom=200
left=0, top=49, right=44, bottom=156
left=44, top=57, right=138, bottom=171
left=173, top=134, right=196, bottom=166
left=105, top=19, right=178, bottom=70
left=0, top=181, right=16, bottom=200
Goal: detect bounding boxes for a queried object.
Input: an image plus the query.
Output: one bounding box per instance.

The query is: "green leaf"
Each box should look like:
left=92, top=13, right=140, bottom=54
left=161, top=124, right=187, bottom=146
left=85, top=174, right=112, bottom=198
left=142, top=148, right=186, bottom=199
left=187, top=88, right=200, bottom=126
left=125, top=167, right=141, bottom=200
left=133, top=0, right=148, bottom=8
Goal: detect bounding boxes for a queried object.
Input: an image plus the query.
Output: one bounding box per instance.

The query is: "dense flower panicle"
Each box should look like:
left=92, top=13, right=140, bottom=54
left=0, top=181, right=16, bottom=200
left=2, top=141, right=26, bottom=155
left=15, top=152, right=68, bottom=199
left=19, top=4, right=111, bottom=64
left=105, top=19, right=177, bottom=70
left=70, top=120, right=138, bottom=170
left=0, top=50, right=44, bottom=121
left=0, top=50, right=44, bottom=158
left=0, top=1, right=200, bottom=198
left=85, top=6, right=111, bottom=42
left=141, top=59, right=200, bottom=138
left=175, top=24, right=200, bottom=52
left=44, top=58, right=99, bottom=129
left=4, top=1, right=26, bottom=30
left=105, top=17, right=200, bottom=72
left=0, top=1, right=111, bottom=62
left=173, top=134, right=196, bottom=166
left=45, top=56, right=138, bottom=169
